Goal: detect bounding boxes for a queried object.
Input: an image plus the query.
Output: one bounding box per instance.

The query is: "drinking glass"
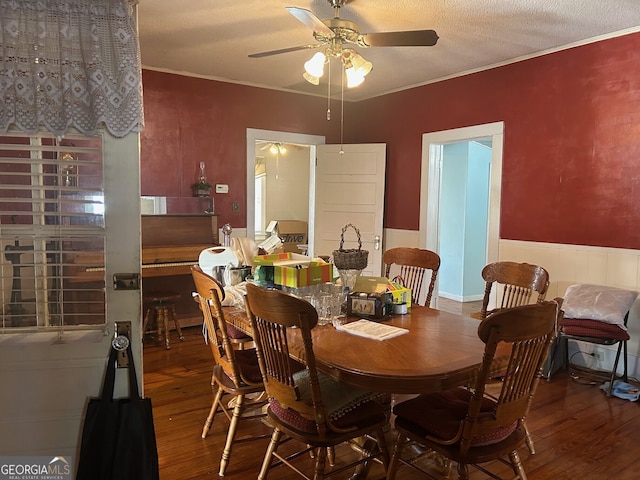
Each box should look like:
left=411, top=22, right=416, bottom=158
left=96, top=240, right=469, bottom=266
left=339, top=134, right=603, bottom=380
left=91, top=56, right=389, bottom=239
left=338, top=269, right=362, bottom=292
left=316, top=292, right=333, bottom=325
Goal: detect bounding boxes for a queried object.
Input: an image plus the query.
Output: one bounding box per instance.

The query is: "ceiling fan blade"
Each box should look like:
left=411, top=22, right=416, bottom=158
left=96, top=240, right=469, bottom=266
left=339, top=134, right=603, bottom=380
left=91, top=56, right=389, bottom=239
left=285, top=7, right=334, bottom=35
left=359, top=29, right=439, bottom=47
left=248, top=43, right=322, bottom=58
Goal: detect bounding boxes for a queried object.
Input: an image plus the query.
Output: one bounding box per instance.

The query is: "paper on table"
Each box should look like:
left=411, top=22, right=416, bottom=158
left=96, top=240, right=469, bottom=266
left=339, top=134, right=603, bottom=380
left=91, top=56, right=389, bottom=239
left=335, top=319, right=409, bottom=341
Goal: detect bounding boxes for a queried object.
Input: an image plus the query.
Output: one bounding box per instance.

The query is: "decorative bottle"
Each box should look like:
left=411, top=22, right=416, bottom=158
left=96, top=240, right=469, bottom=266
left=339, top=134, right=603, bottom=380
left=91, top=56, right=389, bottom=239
left=198, top=161, right=206, bottom=184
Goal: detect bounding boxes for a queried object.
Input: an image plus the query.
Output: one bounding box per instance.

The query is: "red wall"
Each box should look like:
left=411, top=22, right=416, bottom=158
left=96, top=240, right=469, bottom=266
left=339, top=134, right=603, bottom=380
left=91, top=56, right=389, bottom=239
left=351, top=32, right=640, bottom=249
left=141, top=32, right=640, bottom=250
left=141, top=72, right=341, bottom=224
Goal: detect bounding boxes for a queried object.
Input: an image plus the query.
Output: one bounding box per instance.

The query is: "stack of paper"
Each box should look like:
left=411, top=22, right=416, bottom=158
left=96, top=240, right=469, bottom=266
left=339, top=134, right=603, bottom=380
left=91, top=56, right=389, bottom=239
left=335, top=319, right=409, bottom=341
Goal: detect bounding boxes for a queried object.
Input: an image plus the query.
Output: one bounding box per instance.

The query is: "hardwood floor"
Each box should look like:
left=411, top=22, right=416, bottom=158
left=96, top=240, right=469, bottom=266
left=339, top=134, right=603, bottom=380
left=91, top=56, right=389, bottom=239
left=144, top=300, right=640, bottom=479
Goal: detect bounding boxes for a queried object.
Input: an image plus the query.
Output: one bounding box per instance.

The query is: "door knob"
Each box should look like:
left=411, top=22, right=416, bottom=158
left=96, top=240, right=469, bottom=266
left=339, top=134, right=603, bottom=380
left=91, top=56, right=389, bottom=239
left=374, top=235, right=380, bottom=250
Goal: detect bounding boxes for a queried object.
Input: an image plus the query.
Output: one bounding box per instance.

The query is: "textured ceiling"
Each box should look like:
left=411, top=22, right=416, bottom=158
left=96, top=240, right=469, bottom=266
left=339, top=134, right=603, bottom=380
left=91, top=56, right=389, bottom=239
left=138, top=0, right=640, bottom=101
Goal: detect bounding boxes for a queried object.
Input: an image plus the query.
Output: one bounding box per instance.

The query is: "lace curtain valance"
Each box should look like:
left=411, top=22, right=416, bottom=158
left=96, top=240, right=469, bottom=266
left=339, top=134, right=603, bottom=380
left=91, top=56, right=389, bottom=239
left=0, top=0, right=144, bottom=138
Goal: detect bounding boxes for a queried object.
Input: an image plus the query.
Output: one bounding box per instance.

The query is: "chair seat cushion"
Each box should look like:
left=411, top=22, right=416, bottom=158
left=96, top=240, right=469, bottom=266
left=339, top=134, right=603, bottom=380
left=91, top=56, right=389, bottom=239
left=268, top=370, right=386, bottom=434
left=222, top=349, right=263, bottom=384
left=269, top=396, right=387, bottom=435
left=224, top=308, right=253, bottom=339
left=560, top=318, right=630, bottom=341
left=393, top=387, right=517, bottom=447
left=293, top=370, right=384, bottom=421
left=226, top=323, right=251, bottom=339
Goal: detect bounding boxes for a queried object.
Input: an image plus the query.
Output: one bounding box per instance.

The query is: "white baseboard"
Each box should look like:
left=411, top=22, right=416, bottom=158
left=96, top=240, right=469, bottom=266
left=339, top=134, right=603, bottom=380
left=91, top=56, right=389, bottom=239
left=438, top=292, right=484, bottom=302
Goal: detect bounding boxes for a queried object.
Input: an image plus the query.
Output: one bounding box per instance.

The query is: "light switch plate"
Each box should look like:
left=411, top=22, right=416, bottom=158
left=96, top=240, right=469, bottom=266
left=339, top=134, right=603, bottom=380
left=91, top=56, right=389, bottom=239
left=215, top=184, right=229, bottom=193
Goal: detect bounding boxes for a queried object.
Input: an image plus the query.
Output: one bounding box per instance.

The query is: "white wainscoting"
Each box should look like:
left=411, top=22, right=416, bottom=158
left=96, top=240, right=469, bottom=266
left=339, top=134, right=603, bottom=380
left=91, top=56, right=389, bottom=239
left=383, top=230, right=640, bottom=380
left=499, top=239, right=640, bottom=380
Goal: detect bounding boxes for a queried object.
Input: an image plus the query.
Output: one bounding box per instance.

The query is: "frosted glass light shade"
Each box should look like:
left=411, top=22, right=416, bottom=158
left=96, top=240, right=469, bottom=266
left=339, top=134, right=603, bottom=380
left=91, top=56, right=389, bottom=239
left=350, top=52, right=372, bottom=77
left=303, top=71, right=320, bottom=85
left=346, top=67, right=365, bottom=88
left=304, top=52, right=326, bottom=78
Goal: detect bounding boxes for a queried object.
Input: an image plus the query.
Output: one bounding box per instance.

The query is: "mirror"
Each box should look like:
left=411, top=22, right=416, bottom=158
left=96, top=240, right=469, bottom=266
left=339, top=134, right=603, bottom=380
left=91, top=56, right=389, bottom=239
left=140, top=196, right=211, bottom=215
left=141, top=196, right=166, bottom=214
left=246, top=129, right=325, bottom=250
left=254, top=141, right=311, bottom=241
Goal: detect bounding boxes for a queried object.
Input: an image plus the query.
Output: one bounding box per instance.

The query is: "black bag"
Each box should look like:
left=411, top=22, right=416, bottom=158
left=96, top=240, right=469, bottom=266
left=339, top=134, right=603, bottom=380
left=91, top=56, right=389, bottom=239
left=76, top=342, right=159, bottom=480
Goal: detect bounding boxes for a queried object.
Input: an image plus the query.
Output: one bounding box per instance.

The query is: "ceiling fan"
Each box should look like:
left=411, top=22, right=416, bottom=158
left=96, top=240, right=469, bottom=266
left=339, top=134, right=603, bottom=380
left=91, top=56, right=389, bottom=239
left=248, top=0, right=439, bottom=59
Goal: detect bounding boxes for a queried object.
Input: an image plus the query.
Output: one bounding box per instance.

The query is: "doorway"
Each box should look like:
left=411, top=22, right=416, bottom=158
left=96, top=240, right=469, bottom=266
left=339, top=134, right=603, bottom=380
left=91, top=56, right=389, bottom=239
left=419, top=122, right=504, bottom=305
left=246, top=129, right=325, bottom=243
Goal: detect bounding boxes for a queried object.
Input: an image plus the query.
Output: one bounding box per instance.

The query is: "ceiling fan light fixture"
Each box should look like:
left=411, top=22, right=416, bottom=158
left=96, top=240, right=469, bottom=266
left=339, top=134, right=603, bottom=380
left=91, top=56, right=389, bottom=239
left=345, top=66, right=365, bottom=88
left=350, top=52, right=372, bottom=78
left=304, top=51, right=326, bottom=77
left=248, top=1, right=439, bottom=92
left=268, top=143, right=287, bottom=155
left=342, top=49, right=370, bottom=88
left=303, top=71, right=320, bottom=85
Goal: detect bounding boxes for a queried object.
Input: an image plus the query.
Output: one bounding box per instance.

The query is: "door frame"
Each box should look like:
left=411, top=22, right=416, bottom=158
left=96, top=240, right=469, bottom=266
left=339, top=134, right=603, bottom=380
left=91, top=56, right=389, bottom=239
left=246, top=128, right=325, bottom=241
left=419, top=122, right=504, bottom=301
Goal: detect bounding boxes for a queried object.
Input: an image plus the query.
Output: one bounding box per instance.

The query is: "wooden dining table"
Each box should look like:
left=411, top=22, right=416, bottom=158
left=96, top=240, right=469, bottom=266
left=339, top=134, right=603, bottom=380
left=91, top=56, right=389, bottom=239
left=225, top=304, right=510, bottom=395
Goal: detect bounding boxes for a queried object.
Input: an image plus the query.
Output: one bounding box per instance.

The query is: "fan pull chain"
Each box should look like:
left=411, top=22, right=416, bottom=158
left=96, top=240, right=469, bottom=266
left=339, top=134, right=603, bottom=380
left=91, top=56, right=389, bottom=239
left=326, top=59, right=331, bottom=121
left=340, top=65, right=344, bottom=155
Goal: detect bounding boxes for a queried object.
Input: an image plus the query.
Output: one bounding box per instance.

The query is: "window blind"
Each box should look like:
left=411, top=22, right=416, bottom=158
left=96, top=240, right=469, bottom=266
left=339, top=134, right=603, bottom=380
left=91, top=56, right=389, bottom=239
left=0, top=132, right=106, bottom=330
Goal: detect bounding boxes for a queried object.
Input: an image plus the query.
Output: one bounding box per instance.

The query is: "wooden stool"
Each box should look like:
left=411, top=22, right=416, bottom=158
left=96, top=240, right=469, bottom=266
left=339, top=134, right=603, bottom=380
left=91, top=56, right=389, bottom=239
left=143, top=291, right=184, bottom=349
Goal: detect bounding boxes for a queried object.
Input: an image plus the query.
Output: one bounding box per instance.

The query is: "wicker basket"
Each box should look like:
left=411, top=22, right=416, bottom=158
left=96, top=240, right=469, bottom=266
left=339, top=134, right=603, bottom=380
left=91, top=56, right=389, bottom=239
left=332, top=224, right=368, bottom=270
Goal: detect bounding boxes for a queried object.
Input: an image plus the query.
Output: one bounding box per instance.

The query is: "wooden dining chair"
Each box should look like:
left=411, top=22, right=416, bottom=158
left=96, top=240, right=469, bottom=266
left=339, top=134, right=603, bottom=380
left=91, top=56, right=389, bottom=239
left=190, top=266, right=268, bottom=477
left=479, top=261, right=549, bottom=319
left=191, top=264, right=254, bottom=350
left=244, top=283, right=390, bottom=480
left=477, top=261, right=550, bottom=455
left=383, top=247, right=441, bottom=307
left=388, top=301, right=558, bottom=480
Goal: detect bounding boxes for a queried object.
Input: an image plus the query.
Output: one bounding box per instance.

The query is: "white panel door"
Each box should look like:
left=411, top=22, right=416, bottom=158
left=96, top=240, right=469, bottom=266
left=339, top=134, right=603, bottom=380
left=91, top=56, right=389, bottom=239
left=313, top=144, right=386, bottom=276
